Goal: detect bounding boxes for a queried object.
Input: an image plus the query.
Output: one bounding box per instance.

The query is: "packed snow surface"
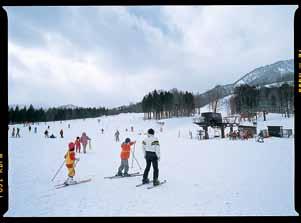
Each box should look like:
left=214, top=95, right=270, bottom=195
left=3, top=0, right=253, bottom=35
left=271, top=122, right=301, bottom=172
left=6, top=112, right=297, bottom=216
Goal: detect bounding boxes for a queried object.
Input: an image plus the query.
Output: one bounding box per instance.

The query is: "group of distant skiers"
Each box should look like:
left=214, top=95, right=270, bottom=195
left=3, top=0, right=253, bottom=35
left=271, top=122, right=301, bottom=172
left=10, top=127, right=21, bottom=138
left=63, top=128, right=161, bottom=186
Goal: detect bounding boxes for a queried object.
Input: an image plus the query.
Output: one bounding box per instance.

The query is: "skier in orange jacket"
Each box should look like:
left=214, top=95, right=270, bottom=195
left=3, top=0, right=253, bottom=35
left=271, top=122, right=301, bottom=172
left=115, top=138, right=136, bottom=176
left=64, top=142, right=80, bottom=185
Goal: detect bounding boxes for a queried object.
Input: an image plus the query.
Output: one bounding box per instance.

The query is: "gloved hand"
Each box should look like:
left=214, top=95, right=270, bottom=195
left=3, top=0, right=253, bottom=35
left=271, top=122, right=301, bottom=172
left=76, top=158, right=80, bottom=161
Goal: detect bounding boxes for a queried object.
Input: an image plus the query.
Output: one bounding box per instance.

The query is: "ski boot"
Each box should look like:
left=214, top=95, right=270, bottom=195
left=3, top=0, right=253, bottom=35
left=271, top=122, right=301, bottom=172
left=64, top=176, right=76, bottom=185
left=123, top=172, right=130, bottom=177
left=153, top=179, right=160, bottom=186
left=142, top=178, right=150, bottom=184
left=115, top=171, right=123, bottom=177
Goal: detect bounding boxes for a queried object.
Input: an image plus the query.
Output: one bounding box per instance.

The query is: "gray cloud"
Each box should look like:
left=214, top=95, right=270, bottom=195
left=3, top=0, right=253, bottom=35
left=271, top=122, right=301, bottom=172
left=5, top=5, right=297, bottom=108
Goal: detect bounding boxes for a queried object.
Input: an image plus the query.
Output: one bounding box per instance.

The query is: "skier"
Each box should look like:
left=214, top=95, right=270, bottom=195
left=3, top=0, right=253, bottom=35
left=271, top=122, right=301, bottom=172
left=257, top=130, right=264, bottom=143
left=34, top=127, right=37, bottom=133
left=101, top=128, right=104, bottom=134
left=50, top=134, right=56, bottom=138
left=142, top=128, right=160, bottom=186
left=114, top=130, right=120, bottom=142
left=12, top=127, right=15, bottom=137
left=131, top=126, right=134, bottom=132
left=44, top=130, right=49, bottom=138
left=68, top=124, right=70, bottom=128
left=64, top=142, right=80, bottom=185
left=60, top=129, right=64, bottom=138
left=48, top=125, right=50, bottom=129
left=16, top=128, right=20, bottom=138
left=75, top=136, right=81, bottom=153
left=189, top=130, right=193, bottom=139
left=116, top=138, right=136, bottom=176
left=80, top=132, right=91, bottom=154
left=29, top=126, right=31, bottom=132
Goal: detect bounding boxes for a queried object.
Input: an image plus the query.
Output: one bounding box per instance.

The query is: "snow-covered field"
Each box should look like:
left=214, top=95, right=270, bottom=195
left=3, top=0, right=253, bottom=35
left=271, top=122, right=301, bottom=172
left=6, top=112, right=297, bottom=216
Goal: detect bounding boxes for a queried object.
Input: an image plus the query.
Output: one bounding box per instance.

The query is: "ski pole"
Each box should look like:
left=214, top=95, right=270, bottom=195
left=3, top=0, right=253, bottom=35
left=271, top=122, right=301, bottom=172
left=74, top=159, right=79, bottom=167
left=131, top=143, right=136, bottom=169
left=89, top=140, right=92, bottom=150
left=132, top=152, right=142, bottom=171
left=51, top=160, right=65, bottom=181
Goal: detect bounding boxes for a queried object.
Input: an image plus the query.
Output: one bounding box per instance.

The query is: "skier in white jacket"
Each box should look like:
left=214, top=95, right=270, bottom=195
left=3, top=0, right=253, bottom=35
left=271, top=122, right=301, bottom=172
left=142, top=128, right=161, bottom=186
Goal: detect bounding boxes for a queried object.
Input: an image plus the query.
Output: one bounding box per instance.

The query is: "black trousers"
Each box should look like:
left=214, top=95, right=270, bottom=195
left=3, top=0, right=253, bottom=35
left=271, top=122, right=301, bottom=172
left=143, top=151, right=159, bottom=181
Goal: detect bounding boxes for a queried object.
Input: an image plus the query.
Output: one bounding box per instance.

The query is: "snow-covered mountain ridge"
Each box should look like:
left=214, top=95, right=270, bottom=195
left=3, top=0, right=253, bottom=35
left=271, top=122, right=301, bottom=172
left=233, top=59, right=293, bottom=87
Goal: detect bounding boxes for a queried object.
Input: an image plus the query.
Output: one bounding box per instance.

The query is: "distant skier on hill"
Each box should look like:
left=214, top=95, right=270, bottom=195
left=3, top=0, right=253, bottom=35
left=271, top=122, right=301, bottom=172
left=80, top=132, right=91, bottom=154
left=115, top=138, right=136, bottom=176
left=64, top=142, right=80, bottom=185
left=114, top=130, right=120, bottom=142
left=142, top=128, right=161, bottom=186
left=75, top=136, right=81, bottom=153
left=34, top=127, right=37, bottom=133
left=29, top=126, right=31, bottom=132
left=50, top=134, right=56, bottom=138
left=12, top=127, right=15, bottom=137
left=44, top=130, right=49, bottom=138
left=60, top=129, right=64, bottom=138
left=16, top=128, right=20, bottom=138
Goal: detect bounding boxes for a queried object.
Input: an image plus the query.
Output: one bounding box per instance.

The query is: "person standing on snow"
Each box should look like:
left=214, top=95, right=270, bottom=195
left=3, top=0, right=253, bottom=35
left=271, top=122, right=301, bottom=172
left=75, top=136, right=81, bottom=153
left=142, top=128, right=161, bottom=186
left=116, top=138, right=136, bottom=176
left=64, top=142, right=80, bottom=185
left=12, top=127, right=15, bottom=137
left=60, top=129, right=64, bottom=138
left=44, top=130, right=49, bottom=138
left=80, top=132, right=91, bottom=154
left=114, top=130, right=120, bottom=142
left=16, top=128, right=21, bottom=138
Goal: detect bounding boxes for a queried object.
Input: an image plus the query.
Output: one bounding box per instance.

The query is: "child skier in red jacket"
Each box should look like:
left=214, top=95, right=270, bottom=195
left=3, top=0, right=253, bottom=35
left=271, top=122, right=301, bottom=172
left=115, top=138, right=136, bottom=176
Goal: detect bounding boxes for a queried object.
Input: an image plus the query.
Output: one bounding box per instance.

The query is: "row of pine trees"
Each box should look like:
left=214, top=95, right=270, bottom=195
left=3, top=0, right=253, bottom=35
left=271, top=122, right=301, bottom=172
left=142, top=89, right=194, bottom=119
left=8, top=83, right=294, bottom=124
left=8, top=105, right=108, bottom=124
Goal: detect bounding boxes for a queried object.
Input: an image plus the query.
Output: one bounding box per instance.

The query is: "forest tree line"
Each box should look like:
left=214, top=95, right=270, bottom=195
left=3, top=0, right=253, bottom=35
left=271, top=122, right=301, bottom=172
left=229, top=83, right=294, bottom=117
left=8, top=105, right=108, bottom=124
left=142, top=89, right=195, bottom=119
left=8, top=82, right=294, bottom=124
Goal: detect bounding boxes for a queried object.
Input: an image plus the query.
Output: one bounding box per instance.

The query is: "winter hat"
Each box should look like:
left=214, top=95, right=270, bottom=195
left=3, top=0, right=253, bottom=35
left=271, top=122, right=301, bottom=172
left=147, top=128, right=155, bottom=135
left=125, top=138, right=131, bottom=143
left=68, top=142, right=75, bottom=151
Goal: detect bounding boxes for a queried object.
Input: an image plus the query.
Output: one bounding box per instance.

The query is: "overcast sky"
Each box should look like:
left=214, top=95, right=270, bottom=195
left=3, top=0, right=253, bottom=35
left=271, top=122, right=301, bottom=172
left=6, top=5, right=297, bottom=108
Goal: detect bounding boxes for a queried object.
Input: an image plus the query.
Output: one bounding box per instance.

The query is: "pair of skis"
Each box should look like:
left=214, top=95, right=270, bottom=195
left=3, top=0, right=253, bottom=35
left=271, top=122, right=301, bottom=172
left=104, top=172, right=143, bottom=179
left=136, top=180, right=167, bottom=189
left=105, top=172, right=167, bottom=189
left=55, top=178, right=92, bottom=189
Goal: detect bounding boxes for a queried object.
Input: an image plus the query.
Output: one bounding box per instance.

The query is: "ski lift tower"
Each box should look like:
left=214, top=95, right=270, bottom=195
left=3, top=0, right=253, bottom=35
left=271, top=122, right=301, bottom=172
left=193, top=112, right=225, bottom=139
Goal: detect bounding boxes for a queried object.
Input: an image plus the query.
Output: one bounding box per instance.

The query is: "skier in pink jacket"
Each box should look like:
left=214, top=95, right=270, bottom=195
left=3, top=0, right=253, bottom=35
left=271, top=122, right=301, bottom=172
left=80, top=132, right=91, bottom=154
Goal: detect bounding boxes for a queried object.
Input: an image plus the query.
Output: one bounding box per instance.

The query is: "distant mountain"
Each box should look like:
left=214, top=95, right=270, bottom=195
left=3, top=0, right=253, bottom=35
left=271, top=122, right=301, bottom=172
left=57, top=104, right=79, bottom=109
left=233, top=59, right=293, bottom=87
left=195, top=59, right=294, bottom=107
